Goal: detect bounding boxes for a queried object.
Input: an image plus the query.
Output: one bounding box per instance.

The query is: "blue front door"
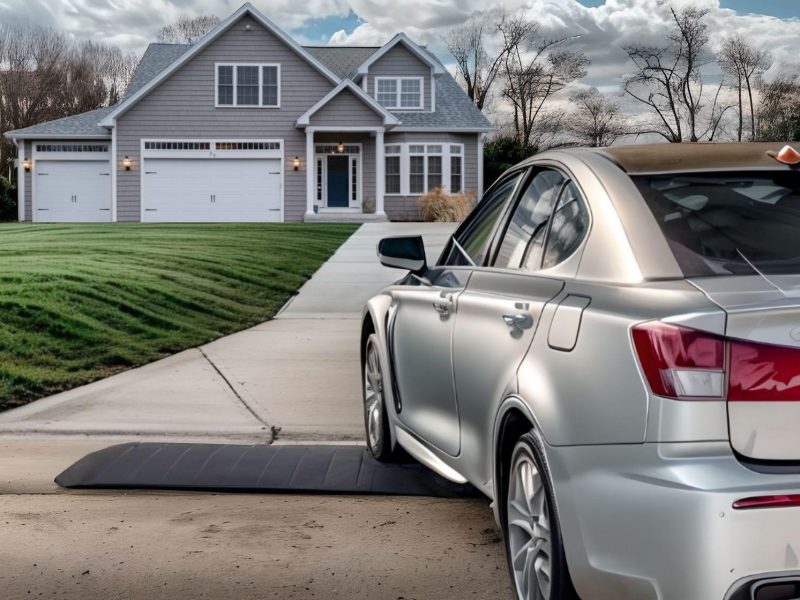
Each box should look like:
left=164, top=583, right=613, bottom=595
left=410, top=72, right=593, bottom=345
left=327, top=155, right=349, bottom=208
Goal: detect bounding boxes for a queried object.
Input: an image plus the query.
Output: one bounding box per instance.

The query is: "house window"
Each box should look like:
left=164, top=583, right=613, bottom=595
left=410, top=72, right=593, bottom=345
left=450, top=145, right=463, bottom=193
left=376, top=79, right=397, bottom=107
left=36, top=144, right=109, bottom=152
left=217, top=64, right=280, bottom=107
left=351, top=159, right=358, bottom=203
left=385, top=145, right=401, bottom=195
left=316, top=158, right=323, bottom=202
left=375, top=77, right=423, bottom=109
left=386, top=142, right=465, bottom=195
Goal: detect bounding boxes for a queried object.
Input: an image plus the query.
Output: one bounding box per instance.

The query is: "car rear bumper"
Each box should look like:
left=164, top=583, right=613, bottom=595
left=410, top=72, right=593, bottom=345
left=544, top=440, right=800, bottom=600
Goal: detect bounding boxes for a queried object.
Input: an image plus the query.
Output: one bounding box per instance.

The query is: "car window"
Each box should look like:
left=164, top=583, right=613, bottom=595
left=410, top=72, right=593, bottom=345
left=542, top=182, right=591, bottom=269
left=634, top=171, right=800, bottom=276
left=443, top=172, right=523, bottom=266
left=494, top=169, right=565, bottom=270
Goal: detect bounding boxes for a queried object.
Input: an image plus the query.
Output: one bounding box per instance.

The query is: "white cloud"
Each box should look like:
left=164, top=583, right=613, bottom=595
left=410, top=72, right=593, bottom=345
left=0, top=0, right=797, bottom=88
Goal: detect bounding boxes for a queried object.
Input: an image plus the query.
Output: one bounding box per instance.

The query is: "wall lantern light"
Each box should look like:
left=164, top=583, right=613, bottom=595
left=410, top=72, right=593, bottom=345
left=123, top=156, right=132, bottom=171
left=22, top=158, right=31, bottom=172
left=337, top=141, right=344, bottom=154
left=293, top=156, right=300, bottom=171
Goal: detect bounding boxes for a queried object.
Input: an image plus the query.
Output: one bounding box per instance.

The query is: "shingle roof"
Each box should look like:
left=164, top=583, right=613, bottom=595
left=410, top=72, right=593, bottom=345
left=304, top=46, right=379, bottom=79
left=5, top=106, right=114, bottom=138
left=5, top=38, right=491, bottom=139
left=125, top=43, right=191, bottom=98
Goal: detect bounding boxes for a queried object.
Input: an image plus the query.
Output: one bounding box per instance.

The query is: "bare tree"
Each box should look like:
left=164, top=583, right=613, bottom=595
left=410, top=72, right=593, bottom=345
left=446, top=10, right=510, bottom=111
left=0, top=24, right=135, bottom=183
left=624, top=7, right=730, bottom=142
left=499, top=10, right=588, bottom=148
left=157, top=15, right=221, bottom=45
left=719, top=35, right=771, bottom=141
left=567, top=88, right=626, bottom=146
left=756, top=77, right=800, bottom=141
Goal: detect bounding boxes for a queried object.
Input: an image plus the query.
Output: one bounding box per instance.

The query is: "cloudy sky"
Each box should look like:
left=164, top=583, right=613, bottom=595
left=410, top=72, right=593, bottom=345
left=1, top=0, right=799, bottom=107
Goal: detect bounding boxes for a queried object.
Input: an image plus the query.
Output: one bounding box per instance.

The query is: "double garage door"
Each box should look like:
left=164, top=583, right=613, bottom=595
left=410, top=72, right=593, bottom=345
left=141, top=158, right=282, bottom=222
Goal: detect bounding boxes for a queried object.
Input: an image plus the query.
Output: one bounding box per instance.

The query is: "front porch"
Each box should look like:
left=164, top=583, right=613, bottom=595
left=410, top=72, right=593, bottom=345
left=303, top=128, right=388, bottom=222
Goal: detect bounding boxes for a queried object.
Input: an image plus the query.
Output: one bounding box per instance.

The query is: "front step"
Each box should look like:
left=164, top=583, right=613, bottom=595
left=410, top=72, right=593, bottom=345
left=304, top=212, right=389, bottom=223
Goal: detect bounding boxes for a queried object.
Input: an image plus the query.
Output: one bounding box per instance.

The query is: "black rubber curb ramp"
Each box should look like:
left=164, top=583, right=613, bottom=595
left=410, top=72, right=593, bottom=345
left=56, top=442, right=480, bottom=498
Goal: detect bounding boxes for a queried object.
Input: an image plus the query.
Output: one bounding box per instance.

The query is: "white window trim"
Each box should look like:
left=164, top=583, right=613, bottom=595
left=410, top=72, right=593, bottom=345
left=374, top=76, right=424, bottom=111
left=384, top=142, right=463, bottom=196
left=215, top=63, right=281, bottom=108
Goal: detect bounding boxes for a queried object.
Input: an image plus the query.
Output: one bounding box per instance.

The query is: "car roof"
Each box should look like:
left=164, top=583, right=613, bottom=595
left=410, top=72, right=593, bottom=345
left=593, top=142, right=796, bottom=174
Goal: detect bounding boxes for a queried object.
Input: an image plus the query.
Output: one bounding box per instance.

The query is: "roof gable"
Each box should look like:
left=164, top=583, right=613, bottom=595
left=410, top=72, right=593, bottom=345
left=296, top=80, right=399, bottom=127
left=355, top=33, right=444, bottom=76
left=100, top=3, right=340, bottom=126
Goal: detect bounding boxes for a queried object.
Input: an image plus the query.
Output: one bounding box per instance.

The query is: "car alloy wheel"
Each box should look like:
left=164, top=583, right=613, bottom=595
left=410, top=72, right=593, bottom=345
left=507, top=440, right=553, bottom=599
left=503, top=431, right=578, bottom=600
left=363, top=334, right=392, bottom=460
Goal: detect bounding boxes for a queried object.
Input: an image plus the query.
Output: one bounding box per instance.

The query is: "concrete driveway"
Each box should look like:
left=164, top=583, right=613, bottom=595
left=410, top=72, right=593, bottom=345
left=0, top=222, right=455, bottom=442
left=0, top=222, right=513, bottom=600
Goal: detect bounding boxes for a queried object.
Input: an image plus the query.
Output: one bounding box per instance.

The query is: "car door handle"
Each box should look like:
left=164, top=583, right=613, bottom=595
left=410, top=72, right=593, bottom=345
left=503, top=313, right=533, bottom=330
left=432, top=292, right=454, bottom=315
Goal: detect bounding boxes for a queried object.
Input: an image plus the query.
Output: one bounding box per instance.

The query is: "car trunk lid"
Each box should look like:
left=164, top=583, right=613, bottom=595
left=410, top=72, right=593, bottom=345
left=690, top=275, right=800, bottom=461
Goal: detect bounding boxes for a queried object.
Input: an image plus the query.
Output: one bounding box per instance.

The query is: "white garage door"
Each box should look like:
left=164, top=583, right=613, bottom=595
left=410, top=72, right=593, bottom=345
left=35, top=160, right=112, bottom=222
left=141, top=158, right=282, bottom=222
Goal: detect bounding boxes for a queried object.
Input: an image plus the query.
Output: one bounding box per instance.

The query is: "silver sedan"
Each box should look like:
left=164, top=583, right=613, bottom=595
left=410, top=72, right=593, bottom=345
left=361, top=142, right=800, bottom=600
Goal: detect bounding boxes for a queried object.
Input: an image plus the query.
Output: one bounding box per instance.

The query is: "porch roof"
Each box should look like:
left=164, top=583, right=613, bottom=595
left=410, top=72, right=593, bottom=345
left=295, top=80, right=399, bottom=129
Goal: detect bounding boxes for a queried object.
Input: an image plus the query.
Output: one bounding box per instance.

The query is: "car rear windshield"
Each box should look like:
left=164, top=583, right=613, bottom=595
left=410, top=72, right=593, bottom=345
left=634, top=171, right=800, bottom=277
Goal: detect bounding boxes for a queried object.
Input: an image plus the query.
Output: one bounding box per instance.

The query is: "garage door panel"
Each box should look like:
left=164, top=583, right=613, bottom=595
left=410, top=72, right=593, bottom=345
left=35, top=160, right=111, bottom=223
left=142, top=157, right=282, bottom=223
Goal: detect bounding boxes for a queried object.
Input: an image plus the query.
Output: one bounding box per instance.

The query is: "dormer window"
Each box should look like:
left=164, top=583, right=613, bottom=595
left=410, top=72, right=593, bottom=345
left=375, top=77, right=423, bottom=110
left=216, top=64, right=280, bottom=108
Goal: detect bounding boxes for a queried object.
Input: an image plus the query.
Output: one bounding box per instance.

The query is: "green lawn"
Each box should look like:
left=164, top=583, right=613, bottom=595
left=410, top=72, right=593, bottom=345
left=0, top=223, right=358, bottom=411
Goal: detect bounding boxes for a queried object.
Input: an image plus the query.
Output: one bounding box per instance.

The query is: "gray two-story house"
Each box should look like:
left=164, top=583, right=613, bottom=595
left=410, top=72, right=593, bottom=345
left=5, top=3, right=492, bottom=223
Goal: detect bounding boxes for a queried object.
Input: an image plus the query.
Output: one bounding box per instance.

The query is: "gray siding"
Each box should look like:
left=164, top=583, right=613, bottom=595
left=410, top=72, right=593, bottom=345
left=310, top=89, right=384, bottom=127
left=115, top=14, right=335, bottom=222
left=366, top=45, right=432, bottom=113
left=383, top=132, right=481, bottom=221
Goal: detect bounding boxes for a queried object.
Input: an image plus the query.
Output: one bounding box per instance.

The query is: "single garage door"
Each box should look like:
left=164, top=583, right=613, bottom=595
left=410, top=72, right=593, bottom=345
left=141, top=158, right=282, bottom=222
left=35, top=160, right=112, bottom=222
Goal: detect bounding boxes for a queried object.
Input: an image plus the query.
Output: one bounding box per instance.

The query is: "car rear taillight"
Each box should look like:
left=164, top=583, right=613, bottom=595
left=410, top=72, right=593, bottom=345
left=632, top=322, right=725, bottom=399
left=729, top=340, right=800, bottom=402
left=633, top=322, right=800, bottom=401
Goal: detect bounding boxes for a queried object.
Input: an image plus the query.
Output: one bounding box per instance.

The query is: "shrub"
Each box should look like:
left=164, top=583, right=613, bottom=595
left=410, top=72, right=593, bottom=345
left=417, top=187, right=476, bottom=222
left=0, top=176, right=17, bottom=222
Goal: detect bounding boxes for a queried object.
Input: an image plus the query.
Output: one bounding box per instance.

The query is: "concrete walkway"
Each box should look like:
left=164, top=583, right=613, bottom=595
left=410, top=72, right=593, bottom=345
left=0, top=223, right=455, bottom=443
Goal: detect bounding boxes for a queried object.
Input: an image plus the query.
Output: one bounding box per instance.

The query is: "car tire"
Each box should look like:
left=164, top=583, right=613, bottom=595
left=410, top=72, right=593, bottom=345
left=502, top=431, right=578, bottom=600
left=362, top=333, right=395, bottom=462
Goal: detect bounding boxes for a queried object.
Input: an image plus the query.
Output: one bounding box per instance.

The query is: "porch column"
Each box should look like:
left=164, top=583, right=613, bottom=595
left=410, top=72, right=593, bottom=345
left=375, top=129, right=385, bottom=216
left=15, top=140, right=25, bottom=222
left=305, top=128, right=315, bottom=218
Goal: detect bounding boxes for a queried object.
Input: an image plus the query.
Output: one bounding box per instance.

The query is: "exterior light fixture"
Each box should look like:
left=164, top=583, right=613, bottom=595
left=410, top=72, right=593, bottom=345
left=337, top=141, right=344, bottom=153
left=293, top=156, right=300, bottom=171
left=123, top=156, right=132, bottom=171
left=22, top=158, right=31, bottom=172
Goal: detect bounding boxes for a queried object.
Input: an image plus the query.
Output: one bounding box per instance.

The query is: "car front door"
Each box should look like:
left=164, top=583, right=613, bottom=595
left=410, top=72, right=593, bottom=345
left=390, top=171, right=525, bottom=457
left=452, top=169, right=592, bottom=463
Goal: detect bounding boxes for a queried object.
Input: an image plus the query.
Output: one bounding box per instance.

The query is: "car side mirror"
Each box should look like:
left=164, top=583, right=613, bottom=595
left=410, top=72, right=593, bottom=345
left=377, top=235, right=427, bottom=274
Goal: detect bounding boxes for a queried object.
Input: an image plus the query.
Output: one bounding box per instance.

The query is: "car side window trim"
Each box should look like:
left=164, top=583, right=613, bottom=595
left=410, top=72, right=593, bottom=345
left=489, top=166, right=567, bottom=269
left=438, top=167, right=530, bottom=267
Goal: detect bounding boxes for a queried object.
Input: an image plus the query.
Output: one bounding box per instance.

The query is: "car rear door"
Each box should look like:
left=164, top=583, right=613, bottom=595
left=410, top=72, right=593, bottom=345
left=391, top=171, right=524, bottom=457
left=452, top=170, right=593, bottom=454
